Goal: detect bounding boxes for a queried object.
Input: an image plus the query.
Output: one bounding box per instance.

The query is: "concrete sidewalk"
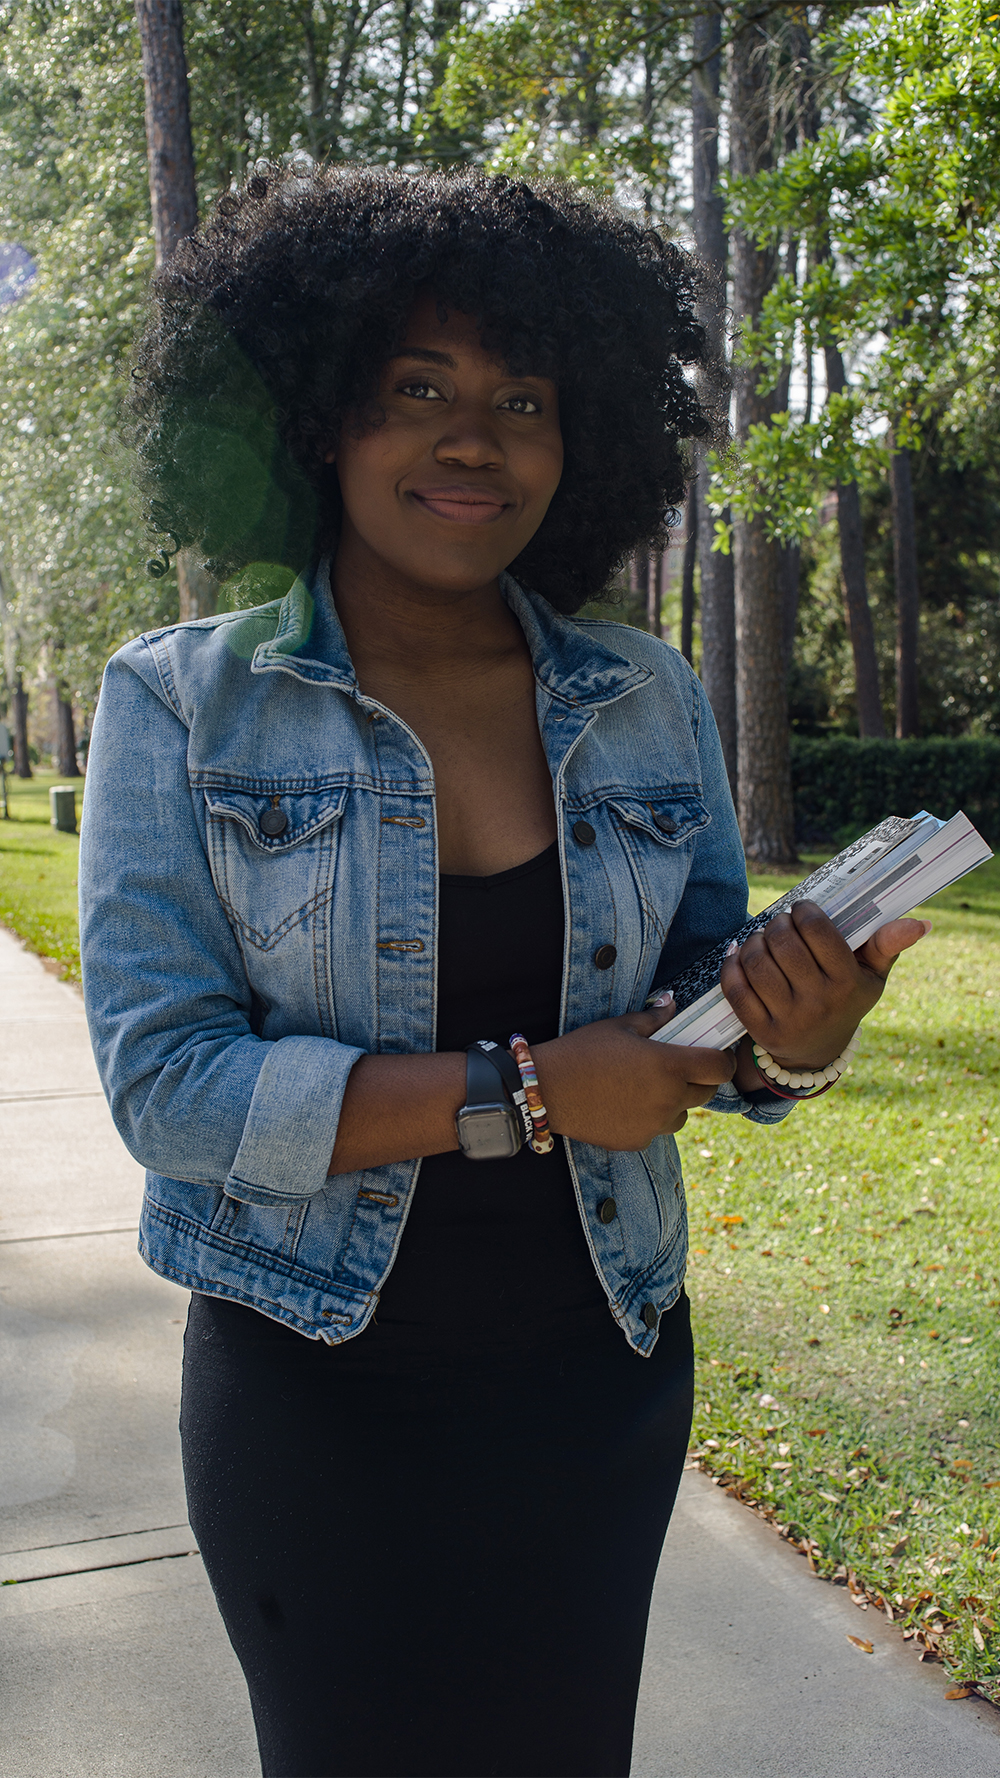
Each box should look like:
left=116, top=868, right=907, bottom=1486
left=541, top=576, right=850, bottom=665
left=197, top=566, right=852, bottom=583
left=2, top=922, right=999, bottom=1777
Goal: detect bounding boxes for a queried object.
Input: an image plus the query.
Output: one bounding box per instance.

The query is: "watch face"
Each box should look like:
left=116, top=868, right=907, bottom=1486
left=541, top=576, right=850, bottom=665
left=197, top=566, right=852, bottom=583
left=456, top=1103, right=523, bottom=1161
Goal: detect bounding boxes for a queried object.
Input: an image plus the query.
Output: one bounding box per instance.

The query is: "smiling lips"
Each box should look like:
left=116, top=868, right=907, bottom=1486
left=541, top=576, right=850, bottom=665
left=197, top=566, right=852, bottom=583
left=408, top=484, right=510, bottom=524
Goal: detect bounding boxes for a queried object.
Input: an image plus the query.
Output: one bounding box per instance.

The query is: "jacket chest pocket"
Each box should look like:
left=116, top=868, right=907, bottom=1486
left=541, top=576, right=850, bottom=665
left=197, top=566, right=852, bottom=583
left=604, top=792, right=710, bottom=998
left=204, top=786, right=348, bottom=952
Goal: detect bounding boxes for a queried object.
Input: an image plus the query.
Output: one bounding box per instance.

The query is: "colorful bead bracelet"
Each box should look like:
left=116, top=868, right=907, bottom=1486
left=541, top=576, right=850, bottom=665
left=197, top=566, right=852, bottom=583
left=508, top=1033, right=554, bottom=1154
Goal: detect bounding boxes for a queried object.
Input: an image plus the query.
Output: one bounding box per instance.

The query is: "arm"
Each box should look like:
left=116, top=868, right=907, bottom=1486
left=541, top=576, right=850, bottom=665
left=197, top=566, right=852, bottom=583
left=80, top=649, right=364, bottom=1204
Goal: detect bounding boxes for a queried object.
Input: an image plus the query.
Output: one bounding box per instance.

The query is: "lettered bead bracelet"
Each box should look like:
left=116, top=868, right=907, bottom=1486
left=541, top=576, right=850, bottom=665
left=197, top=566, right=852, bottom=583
left=751, top=1031, right=861, bottom=1100
left=508, top=1033, right=554, bottom=1154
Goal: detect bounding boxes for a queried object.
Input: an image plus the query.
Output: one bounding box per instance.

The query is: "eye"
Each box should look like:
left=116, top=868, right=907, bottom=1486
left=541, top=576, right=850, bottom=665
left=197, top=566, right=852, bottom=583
left=397, top=379, right=445, bottom=401
left=500, top=393, right=541, bottom=415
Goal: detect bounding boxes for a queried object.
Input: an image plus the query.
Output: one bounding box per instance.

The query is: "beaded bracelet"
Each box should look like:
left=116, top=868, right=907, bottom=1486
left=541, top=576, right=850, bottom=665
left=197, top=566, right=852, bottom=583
left=508, top=1033, right=554, bottom=1154
left=751, top=1032, right=860, bottom=1100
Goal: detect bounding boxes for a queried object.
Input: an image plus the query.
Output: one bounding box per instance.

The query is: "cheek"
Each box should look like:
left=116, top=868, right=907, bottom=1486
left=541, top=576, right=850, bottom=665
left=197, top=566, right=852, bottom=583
left=336, top=433, right=404, bottom=528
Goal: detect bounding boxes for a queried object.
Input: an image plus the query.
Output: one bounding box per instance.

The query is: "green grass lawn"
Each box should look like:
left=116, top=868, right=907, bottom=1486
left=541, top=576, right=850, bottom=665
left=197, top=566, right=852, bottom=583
left=682, top=851, right=999, bottom=1697
left=0, top=770, right=83, bottom=979
left=2, top=772, right=997, bottom=1691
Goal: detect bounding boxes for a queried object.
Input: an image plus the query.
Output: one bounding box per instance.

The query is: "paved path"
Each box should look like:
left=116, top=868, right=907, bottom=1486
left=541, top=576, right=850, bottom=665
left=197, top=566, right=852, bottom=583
left=2, top=921, right=999, bottom=1777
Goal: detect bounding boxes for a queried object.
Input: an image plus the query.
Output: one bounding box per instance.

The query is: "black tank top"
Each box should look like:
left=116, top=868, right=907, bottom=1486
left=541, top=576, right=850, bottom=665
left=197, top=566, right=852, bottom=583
left=372, top=842, right=611, bottom=1354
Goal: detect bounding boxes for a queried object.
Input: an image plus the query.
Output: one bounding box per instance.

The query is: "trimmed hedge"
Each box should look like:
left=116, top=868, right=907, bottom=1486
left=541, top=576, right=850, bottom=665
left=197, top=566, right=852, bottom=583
left=790, top=736, right=1000, bottom=848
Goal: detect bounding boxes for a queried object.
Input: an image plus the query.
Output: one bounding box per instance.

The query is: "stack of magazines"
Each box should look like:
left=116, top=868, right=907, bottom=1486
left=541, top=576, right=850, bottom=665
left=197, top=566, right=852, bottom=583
left=652, top=809, right=994, bottom=1053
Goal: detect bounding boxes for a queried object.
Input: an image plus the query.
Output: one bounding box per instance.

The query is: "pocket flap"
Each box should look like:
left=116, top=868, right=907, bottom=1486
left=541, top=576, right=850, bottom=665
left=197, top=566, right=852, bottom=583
left=606, top=795, right=710, bottom=846
left=204, top=785, right=349, bottom=851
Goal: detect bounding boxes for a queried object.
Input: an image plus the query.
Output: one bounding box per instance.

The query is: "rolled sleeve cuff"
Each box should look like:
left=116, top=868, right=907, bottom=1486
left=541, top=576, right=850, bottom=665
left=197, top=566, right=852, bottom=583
left=225, top=1035, right=366, bottom=1204
left=706, top=1078, right=797, bottom=1126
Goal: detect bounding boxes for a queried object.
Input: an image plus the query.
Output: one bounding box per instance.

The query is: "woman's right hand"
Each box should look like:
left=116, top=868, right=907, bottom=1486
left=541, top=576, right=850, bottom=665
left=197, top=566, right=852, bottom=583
left=532, top=1004, right=735, bottom=1150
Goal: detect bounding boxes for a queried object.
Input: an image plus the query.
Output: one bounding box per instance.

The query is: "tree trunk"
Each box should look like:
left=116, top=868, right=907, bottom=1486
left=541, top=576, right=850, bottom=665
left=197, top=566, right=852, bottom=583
left=55, top=684, right=80, bottom=777
left=777, top=542, right=800, bottom=678
left=177, top=550, right=219, bottom=620
left=13, top=674, right=31, bottom=778
left=823, top=343, right=884, bottom=736
left=836, top=480, right=885, bottom=738
left=134, top=0, right=198, bottom=269
left=646, top=550, right=661, bottom=636
left=681, top=479, right=697, bottom=664
left=891, top=444, right=920, bottom=738
left=691, top=5, right=737, bottom=793
left=697, top=464, right=737, bottom=792
left=135, top=0, right=219, bottom=620
left=730, top=19, right=796, bottom=866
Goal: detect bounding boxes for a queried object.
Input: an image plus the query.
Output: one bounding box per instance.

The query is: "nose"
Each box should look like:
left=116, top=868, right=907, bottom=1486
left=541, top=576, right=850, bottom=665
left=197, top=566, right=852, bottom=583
left=433, top=398, right=505, bottom=470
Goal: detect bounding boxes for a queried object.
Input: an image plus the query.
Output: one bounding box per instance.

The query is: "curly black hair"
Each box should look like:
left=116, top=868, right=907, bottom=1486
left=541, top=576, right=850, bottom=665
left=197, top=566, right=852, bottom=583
left=125, top=165, right=718, bottom=615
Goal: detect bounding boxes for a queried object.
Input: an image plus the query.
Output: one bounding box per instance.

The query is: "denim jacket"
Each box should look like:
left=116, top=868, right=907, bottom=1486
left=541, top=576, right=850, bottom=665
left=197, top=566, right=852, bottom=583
left=79, top=567, right=791, bottom=1354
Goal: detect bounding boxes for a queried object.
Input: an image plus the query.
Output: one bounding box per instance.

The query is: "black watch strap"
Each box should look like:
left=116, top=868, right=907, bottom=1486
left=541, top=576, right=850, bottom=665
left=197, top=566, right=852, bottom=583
left=464, top=1043, right=532, bottom=1148
left=467, top=1040, right=523, bottom=1102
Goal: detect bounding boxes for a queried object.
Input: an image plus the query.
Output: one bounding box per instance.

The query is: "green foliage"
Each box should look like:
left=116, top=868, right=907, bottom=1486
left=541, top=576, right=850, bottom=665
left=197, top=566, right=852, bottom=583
left=0, top=0, right=172, bottom=719
left=718, top=0, right=1000, bottom=579
left=0, top=0, right=487, bottom=721
left=789, top=736, right=1000, bottom=847
left=435, top=0, right=691, bottom=212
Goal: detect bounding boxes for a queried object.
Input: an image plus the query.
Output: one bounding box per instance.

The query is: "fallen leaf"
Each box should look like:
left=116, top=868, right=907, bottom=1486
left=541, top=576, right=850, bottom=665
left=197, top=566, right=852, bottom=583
left=890, top=1537, right=909, bottom=1558
left=806, top=1428, right=827, bottom=1437
left=720, top=1214, right=744, bottom=1225
left=959, top=1336, right=974, bottom=1345
left=973, top=1624, right=986, bottom=1653
left=692, top=1247, right=708, bottom=1256
left=945, top=1686, right=973, bottom=1700
left=846, top=1635, right=873, bottom=1654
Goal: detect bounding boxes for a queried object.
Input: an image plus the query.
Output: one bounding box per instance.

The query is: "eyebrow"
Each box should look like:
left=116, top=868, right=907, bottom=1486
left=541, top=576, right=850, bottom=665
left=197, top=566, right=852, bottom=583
left=388, top=347, right=457, bottom=368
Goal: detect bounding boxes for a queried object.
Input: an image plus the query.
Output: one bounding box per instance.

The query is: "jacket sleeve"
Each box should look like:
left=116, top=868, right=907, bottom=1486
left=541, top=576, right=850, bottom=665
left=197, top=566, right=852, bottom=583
left=79, top=647, right=365, bottom=1205
left=656, top=665, right=796, bottom=1128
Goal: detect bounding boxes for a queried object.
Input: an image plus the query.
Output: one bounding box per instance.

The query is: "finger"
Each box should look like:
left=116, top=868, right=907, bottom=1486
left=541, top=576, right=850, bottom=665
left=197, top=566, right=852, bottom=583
left=738, top=923, right=804, bottom=1000
left=658, top=1040, right=736, bottom=1088
left=719, top=950, right=776, bottom=1036
left=775, top=901, right=855, bottom=983
left=625, top=995, right=677, bottom=1039
left=856, top=917, right=931, bottom=978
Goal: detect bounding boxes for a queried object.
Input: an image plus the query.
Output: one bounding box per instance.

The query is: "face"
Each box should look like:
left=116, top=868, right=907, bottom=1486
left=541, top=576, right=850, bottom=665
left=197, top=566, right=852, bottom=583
left=331, top=289, right=563, bottom=594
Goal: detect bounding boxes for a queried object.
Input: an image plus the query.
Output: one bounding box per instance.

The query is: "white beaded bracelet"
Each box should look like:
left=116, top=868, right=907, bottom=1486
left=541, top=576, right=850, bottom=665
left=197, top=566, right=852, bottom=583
left=751, top=1032, right=860, bottom=1096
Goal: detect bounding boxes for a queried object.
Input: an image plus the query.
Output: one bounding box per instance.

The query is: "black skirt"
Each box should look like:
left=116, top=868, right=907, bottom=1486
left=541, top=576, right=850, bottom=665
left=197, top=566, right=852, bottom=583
left=181, top=845, right=694, bottom=1777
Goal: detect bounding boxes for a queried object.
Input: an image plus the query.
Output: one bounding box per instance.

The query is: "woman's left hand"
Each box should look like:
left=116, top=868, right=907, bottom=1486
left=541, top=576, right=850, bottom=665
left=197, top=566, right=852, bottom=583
left=720, top=899, right=931, bottom=1072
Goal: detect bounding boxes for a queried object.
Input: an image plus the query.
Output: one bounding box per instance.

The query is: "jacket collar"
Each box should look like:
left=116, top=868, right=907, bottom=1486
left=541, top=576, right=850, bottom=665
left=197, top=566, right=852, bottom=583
left=250, top=558, right=652, bottom=711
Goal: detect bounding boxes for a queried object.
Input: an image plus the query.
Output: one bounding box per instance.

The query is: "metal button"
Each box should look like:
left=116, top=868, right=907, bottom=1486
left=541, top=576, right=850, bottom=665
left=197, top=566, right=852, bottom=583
left=597, top=1197, right=617, bottom=1225
left=653, top=813, right=679, bottom=835
left=572, top=819, right=596, bottom=846
left=593, top=944, right=617, bottom=970
left=641, top=1301, right=659, bottom=1330
left=259, top=807, right=288, bottom=837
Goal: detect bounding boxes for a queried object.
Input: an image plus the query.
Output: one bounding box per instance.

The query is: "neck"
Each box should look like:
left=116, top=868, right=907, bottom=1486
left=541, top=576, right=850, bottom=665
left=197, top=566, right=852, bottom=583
left=331, top=529, right=524, bottom=687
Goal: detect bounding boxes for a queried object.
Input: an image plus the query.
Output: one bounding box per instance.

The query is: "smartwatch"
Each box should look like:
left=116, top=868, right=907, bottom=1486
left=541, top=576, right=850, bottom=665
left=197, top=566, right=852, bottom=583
left=455, top=1042, right=531, bottom=1161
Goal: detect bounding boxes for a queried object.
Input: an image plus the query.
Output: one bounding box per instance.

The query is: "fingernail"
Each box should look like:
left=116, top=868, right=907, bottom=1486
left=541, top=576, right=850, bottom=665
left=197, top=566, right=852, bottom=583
left=921, top=920, right=933, bottom=935
left=650, top=990, right=674, bottom=1008
left=725, top=940, right=739, bottom=957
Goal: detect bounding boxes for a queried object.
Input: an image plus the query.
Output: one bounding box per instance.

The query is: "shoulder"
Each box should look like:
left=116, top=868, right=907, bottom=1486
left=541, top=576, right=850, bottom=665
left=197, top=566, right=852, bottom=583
left=104, top=600, right=285, bottom=725
left=573, top=618, right=705, bottom=721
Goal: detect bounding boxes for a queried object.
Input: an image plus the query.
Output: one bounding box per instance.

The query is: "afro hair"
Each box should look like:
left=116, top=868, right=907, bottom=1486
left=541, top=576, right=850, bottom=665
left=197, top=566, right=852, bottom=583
left=124, top=165, right=719, bottom=615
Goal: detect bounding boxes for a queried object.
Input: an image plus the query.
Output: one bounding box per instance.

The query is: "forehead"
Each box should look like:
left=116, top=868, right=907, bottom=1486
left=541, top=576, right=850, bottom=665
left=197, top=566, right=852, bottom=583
left=397, top=288, right=553, bottom=380
left=398, top=289, right=501, bottom=363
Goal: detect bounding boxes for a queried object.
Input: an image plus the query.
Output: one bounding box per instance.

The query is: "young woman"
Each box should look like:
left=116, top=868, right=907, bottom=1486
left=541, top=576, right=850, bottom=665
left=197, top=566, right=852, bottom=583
left=80, top=168, right=925, bottom=1778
